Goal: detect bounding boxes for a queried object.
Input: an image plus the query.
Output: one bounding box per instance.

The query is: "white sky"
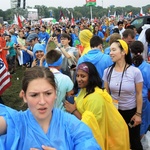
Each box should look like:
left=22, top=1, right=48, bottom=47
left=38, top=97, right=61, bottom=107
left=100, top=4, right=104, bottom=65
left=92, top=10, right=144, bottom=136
left=0, top=0, right=149, bottom=10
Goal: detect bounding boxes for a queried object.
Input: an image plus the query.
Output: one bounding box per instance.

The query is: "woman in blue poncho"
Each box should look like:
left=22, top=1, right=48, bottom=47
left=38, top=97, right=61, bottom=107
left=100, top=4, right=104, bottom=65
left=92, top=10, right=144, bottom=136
left=0, top=66, right=101, bottom=150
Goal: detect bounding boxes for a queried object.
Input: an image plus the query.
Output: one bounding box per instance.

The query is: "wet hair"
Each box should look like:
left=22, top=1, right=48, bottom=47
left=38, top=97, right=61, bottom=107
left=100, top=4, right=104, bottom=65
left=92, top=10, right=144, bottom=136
left=122, top=29, right=135, bottom=39
left=130, top=41, right=144, bottom=67
left=145, top=28, right=150, bottom=44
left=90, top=35, right=103, bottom=48
left=22, top=66, right=56, bottom=93
left=74, top=62, right=103, bottom=98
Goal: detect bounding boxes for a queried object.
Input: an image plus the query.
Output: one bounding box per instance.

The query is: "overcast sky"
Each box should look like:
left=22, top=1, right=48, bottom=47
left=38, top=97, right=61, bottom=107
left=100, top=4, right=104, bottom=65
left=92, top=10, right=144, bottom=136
left=0, top=0, right=149, bottom=10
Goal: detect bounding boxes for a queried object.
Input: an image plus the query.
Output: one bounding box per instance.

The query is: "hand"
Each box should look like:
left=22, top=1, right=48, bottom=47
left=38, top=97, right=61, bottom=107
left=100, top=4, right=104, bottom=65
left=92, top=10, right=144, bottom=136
left=40, top=55, right=45, bottom=66
left=30, top=145, right=56, bottom=150
left=48, top=37, right=54, bottom=43
left=19, top=44, right=26, bottom=50
left=53, top=37, right=59, bottom=46
left=42, top=145, right=56, bottom=150
left=31, top=59, right=38, bottom=67
left=64, top=100, right=76, bottom=113
left=131, top=114, right=142, bottom=127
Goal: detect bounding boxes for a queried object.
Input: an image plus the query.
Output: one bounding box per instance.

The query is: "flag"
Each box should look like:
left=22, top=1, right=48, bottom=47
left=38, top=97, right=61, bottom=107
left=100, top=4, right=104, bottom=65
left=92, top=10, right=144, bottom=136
left=108, top=9, right=111, bottom=17
left=50, top=11, right=53, bottom=17
left=14, top=14, right=18, bottom=24
left=86, top=0, right=96, bottom=6
left=40, top=19, right=44, bottom=26
left=140, top=7, right=143, bottom=16
left=0, top=58, right=11, bottom=95
left=17, top=15, right=23, bottom=28
left=114, top=11, right=116, bottom=18
left=20, top=15, right=25, bottom=22
left=59, top=10, right=64, bottom=19
left=66, top=9, right=70, bottom=15
left=71, top=12, right=75, bottom=25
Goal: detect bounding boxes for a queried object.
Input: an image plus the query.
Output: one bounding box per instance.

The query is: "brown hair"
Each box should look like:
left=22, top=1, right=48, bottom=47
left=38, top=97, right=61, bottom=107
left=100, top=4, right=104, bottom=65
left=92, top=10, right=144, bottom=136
left=46, top=50, right=61, bottom=64
left=22, top=66, right=56, bottom=93
left=109, top=33, right=121, bottom=45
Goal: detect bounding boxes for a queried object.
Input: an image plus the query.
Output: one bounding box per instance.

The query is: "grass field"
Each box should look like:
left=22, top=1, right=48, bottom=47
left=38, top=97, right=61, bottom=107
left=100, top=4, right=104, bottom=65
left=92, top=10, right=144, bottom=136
left=2, top=66, right=27, bottom=111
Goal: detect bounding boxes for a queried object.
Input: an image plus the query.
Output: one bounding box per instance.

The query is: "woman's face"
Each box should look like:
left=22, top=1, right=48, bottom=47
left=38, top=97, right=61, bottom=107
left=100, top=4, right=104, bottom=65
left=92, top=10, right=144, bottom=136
left=110, top=42, right=125, bottom=62
left=95, top=26, right=99, bottom=31
left=23, top=78, right=56, bottom=122
left=76, top=69, right=89, bottom=88
left=35, top=51, right=44, bottom=60
left=19, top=31, right=24, bottom=38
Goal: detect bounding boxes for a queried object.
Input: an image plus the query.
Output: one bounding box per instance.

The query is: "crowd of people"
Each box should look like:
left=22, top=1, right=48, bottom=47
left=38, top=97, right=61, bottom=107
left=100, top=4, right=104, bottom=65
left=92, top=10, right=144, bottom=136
left=0, top=16, right=150, bottom=149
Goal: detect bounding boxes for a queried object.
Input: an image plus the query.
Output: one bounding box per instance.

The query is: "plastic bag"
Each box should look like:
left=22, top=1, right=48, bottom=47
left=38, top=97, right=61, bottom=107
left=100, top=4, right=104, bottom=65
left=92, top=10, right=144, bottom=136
left=141, top=130, right=150, bottom=150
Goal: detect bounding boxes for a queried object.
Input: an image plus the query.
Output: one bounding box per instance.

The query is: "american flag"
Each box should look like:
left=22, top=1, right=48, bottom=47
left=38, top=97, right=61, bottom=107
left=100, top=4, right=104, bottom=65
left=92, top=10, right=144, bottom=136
left=0, top=58, right=11, bottom=95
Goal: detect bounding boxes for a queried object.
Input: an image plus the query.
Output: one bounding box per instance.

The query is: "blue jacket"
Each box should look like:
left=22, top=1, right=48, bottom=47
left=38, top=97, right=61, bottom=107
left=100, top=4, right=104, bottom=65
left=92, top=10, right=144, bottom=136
left=78, top=49, right=113, bottom=78
left=137, top=61, right=150, bottom=135
left=0, top=105, right=101, bottom=150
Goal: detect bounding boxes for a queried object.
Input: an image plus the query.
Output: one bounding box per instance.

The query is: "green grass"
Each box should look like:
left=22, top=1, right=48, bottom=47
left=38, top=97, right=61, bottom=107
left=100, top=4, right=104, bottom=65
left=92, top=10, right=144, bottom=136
left=2, top=66, right=27, bottom=111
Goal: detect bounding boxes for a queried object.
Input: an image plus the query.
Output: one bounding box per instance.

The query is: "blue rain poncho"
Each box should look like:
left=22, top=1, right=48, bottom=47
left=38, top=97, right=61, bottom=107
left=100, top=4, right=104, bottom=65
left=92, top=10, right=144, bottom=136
left=0, top=104, right=101, bottom=150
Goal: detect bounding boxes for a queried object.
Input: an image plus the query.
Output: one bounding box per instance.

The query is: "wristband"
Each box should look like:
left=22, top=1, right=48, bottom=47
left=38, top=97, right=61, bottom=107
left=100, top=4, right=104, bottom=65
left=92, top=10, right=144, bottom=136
left=71, top=109, right=77, bottom=114
left=135, top=112, right=142, bottom=117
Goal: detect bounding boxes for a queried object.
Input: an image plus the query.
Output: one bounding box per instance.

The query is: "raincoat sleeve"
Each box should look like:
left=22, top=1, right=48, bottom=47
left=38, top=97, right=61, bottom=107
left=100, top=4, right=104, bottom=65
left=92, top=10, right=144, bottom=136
left=81, top=92, right=105, bottom=149
left=0, top=104, right=21, bottom=150
left=65, top=112, right=102, bottom=150
left=82, top=111, right=104, bottom=150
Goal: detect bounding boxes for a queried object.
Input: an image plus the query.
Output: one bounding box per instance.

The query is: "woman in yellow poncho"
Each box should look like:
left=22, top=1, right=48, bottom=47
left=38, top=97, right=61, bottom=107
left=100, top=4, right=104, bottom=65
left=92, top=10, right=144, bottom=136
left=79, top=29, right=93, bottom=56
left=64, top=62, right=130, bottom=150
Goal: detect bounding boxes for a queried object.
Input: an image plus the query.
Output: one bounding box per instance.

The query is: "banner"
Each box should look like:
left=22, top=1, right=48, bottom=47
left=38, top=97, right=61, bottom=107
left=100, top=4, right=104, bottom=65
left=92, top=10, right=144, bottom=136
left=86, top=0, right=96, bottom=6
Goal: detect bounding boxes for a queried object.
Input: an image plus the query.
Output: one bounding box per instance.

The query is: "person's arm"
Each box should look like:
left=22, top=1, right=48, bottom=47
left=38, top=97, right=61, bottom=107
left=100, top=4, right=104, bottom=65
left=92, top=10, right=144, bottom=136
left=53, top=37, right=72, bottom=59
left=104, top=81, right=110, bottom=94
left=131, top=82, right=143, bottom=126
left=64, top=101, right=82, bottom=120
left=3, top=46, right=10, bottom=50
left=19, top=45, right=33, bottom=56
left=25, top=49, right=33, bottom=56
left=135, top=82, right=143, bottom=114
left=0, top=116, right=7, bottom=135
left=60, top=47, right=72, bottom=58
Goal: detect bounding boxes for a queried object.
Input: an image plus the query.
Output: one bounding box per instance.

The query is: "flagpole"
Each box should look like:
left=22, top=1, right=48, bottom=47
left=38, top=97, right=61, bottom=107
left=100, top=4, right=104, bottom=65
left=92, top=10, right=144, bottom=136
left=90, top=6, right=93, bottom=20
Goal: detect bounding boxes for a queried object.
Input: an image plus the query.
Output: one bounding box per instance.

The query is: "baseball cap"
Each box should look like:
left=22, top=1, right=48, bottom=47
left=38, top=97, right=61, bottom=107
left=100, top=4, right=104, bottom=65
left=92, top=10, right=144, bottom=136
left=26, top=33, right=38, bottom=42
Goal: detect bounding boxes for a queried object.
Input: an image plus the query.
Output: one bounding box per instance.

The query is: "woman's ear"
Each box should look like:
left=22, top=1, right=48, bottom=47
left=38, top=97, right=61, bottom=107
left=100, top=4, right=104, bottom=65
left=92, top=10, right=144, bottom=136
left=122, top=50, right=126, bottom=56
left=20, top=90, right=27, bottom=103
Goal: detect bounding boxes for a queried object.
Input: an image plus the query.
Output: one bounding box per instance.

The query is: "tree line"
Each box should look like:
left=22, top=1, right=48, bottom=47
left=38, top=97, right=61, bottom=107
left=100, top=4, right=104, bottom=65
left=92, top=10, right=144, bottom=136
left=0, top=4, right=150, bottom=23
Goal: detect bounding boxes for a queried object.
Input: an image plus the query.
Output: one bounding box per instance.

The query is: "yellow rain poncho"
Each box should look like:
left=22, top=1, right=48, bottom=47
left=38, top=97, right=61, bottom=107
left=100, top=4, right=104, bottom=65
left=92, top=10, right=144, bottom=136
left=79, top=29, right=93, bottom=56
left=75, top=87, right=130, bottom=150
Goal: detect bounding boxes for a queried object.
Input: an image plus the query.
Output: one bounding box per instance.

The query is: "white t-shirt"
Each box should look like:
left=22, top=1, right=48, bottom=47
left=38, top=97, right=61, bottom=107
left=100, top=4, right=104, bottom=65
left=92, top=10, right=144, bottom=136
left=103, top=65, right=143, bottom=110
